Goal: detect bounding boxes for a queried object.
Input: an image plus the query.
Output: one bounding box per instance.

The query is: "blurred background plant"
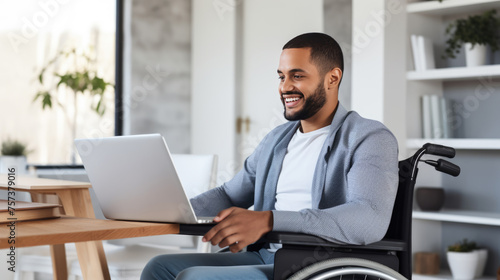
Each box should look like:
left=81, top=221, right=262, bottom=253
left=0, top=138, right=31, bottom=174
left=1, top=138, right=30, bottom=156
left=33, top=47, right=114, bottom=163
left=448, top=238, right=478, bottom=252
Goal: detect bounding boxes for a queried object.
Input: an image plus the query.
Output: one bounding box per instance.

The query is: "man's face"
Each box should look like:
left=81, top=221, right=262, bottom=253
left=277, top=48, right=327, bottom=121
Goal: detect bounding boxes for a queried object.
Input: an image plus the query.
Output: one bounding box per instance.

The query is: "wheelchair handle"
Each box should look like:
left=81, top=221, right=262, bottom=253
left=424, top=159, right=461, bottom=177
left=423, top=143, right=456, bottom=158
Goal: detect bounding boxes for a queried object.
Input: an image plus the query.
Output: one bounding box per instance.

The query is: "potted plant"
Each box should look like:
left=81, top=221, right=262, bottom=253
left=447, top=239, right=487, bottom=280
left=443, top=9, right=500, bottom=67
left=0, top=138, right=30, bottom=174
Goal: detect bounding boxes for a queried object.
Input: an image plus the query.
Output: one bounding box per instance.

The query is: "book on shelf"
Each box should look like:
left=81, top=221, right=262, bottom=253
left=430, top=95, right=442, bottom=138
left=421, top=94, right=452, bottom=139
left=411, top=34, right=435, bottom=71
left=421, top=95, right=432, bottom=138
left=0, top=200, right=61, bottom=223
left=439, top=97, right=450, bottom=138
left=411, top=35, right=422, bottom=71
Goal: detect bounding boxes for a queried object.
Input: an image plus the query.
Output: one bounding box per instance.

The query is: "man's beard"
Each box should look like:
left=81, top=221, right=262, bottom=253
left=282, top=82, right=327, bottom=121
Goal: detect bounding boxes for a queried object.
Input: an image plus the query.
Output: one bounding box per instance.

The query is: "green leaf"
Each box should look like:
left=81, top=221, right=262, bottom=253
left=96, top=99, right=102, bottom=112
left=33, top=91, right=52, bottom=110
left=95, top=98, right=104, bottom=115
left=41, top=92, right=52, bottom=109
left=91, top=76, right=106, bottom=93
left=38, top=70, right=44, bottom=84
left=91, top=95, right=106, bottom=116
left=33, top=92, right=43, bottom=102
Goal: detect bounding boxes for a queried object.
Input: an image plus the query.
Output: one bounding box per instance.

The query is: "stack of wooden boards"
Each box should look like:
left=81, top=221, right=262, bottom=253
left=0, top=200, right=61, bottom=223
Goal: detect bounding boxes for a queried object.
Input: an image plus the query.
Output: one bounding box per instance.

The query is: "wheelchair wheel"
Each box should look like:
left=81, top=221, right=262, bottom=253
left=288, top=257, right=407, bottom=280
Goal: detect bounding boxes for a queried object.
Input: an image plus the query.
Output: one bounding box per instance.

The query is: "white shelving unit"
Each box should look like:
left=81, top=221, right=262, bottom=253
left=407, top=138, right=500, bottom=150
left=407, top=64, right=500, bottom=81
left=407, top=0, right=500, bottom=15
left=405, top=0, right=500, bottom=279
left=413, top=210, right=500, bottom=226
left=413, top=271, right=495, bottom=280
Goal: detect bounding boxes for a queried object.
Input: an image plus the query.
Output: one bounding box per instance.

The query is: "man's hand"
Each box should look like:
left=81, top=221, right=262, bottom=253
left=202, top=207, right=273, bottom=253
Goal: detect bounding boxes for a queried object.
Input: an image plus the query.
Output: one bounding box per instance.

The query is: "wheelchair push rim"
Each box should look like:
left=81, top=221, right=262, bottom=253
left=288, top=257, right=408, bottom=280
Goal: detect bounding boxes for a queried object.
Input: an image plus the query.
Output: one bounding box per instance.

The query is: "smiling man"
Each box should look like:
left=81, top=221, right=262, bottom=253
left=141, top=32, right=399, bottom=280
left=278, top=44, right=340, bottom=131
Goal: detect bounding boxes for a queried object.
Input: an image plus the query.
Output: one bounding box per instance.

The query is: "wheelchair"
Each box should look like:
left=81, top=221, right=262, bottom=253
left=180, top=143, right=461, bottom=280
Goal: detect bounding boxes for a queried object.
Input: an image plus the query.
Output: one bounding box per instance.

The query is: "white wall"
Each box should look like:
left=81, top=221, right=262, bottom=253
left=191, top=0, right=238, bottom=184
left=124, top=0, right=192, bottom=153
left=324, top=0, right=353, bottom=110
left=191, top=0, right=324, bottom=183
left=238, top=0, right=324, bottom=162
left=351, top=0, right=406, bottom=154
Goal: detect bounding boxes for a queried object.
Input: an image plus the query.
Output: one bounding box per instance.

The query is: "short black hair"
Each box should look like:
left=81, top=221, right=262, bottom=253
left=283, top=32, right=344, bottom=78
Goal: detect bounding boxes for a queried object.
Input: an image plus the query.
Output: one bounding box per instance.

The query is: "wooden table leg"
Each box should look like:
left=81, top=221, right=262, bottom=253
left=31, top=193, right=68, bottom=280
left=50, top=244, right=68, bottom=280
left=54, top=189, right=111, bottom=280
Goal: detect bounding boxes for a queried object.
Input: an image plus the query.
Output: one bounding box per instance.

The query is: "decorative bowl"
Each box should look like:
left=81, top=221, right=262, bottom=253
left=416, top=187, right=445, bottom=211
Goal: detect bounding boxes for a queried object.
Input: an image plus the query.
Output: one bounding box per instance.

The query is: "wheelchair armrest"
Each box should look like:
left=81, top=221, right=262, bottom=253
left=178, top=226, right=407, bottom=252
left=178, top=223, right=216, bottom=236
left=264, top=231, right=407, bottom=252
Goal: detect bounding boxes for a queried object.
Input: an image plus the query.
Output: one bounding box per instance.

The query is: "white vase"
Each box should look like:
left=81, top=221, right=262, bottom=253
left=447, top=251, right=479, bottom=280
left=474, top=249, right=488, bottom=278
left=464, top=43, right=488, bottom=67
left=0, top=155, right=27, bottom=174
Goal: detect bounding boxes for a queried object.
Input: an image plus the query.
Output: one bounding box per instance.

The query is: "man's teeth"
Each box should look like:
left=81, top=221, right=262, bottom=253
left=285, top=97, right=301, bottom=103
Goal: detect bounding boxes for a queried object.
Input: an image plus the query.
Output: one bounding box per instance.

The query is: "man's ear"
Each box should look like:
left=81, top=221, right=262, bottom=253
left=327, top=68, right=342, bottom=90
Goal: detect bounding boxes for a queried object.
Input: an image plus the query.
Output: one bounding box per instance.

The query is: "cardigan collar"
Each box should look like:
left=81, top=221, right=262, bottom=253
left=262, top=102, right=349, bottom=211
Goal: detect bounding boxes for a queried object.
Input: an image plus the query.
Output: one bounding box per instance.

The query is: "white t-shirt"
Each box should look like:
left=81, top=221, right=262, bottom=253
left=270, top=125, right=330, bottom=251
left=274, top=125, right=331, bottom=211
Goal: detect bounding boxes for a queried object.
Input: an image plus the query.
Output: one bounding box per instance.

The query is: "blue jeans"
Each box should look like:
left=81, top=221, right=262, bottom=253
left=140, top=248, right=275, bottom=280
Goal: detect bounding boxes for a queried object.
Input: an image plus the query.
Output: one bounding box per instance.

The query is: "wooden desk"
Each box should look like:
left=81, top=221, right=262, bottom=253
left=0, top=175, right=178, bottom=280
left=0, top=216, right=179, bottom=248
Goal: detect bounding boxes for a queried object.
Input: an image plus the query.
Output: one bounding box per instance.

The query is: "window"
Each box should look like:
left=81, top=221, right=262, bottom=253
left=0, top=0, right=116, bottom=165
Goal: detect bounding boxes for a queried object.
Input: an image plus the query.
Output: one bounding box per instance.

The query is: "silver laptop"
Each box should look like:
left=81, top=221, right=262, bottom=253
left=74, top=134, right=214, bottom=224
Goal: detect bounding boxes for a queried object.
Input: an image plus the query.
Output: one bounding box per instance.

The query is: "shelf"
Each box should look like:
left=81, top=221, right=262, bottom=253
left=407, top=0, right=500, bottom=16
left=407, top=64, right=500, bottom=81
left=407, top=138, right=500, bottom=150
left=413, top=271, right=494, bottom=280
left=413, top=209, right=500, bottom=226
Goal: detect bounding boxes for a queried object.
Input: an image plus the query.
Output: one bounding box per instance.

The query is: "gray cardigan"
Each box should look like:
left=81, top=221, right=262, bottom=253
left=191, top=104, right=399, bottom=245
